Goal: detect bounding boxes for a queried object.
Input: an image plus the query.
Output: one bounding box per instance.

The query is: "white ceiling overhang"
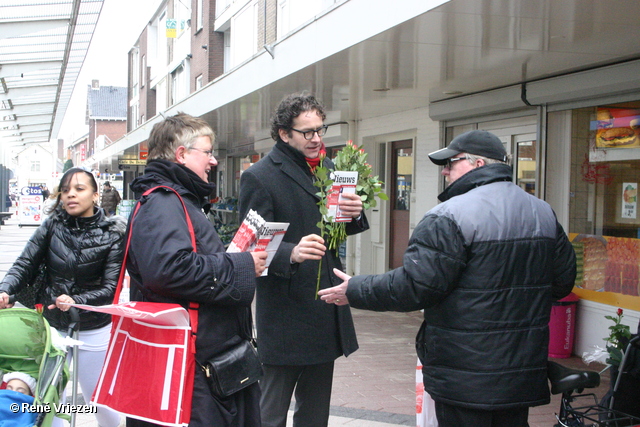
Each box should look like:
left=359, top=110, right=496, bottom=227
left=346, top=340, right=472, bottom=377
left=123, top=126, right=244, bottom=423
left=0, top=0, right=103, bottom=148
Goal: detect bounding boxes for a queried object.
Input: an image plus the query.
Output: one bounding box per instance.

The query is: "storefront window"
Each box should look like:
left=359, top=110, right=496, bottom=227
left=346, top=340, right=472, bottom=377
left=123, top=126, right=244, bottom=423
left=516, top=140, right=536, bottom=195
left=569, top=102, right=640, bottom=296
left=233, top=154, right=260, bottom=196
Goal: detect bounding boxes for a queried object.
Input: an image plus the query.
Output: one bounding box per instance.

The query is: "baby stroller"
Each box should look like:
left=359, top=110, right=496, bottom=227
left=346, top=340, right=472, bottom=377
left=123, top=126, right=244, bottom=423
left=0, top=305, right=80, bottom=427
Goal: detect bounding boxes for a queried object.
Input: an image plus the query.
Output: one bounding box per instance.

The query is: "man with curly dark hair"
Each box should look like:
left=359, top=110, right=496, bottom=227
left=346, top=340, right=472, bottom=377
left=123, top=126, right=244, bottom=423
left=239, top=92, right=369, bottom=427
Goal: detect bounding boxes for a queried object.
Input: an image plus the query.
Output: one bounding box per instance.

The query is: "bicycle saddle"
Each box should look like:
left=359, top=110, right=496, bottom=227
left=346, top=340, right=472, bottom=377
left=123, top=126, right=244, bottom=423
left=547, top=360, right=600, bottom=395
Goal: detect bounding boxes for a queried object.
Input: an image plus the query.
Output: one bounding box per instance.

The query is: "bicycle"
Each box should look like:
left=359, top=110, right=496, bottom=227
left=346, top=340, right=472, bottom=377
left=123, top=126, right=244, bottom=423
left=548, top=334, right=640, bottom=427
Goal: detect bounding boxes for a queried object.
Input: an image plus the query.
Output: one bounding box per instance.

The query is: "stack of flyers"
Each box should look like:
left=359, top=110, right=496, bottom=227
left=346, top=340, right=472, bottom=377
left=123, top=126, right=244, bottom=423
left=227, top=209, right=289, bottom=276
left=227, top=209, right=263, bottom=253
left=326, top=171, right=358, bottom=222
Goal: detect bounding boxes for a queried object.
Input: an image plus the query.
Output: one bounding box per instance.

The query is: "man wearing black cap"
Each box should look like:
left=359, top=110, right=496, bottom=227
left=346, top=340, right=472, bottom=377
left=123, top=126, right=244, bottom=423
left=319, top=129, right=577, bottom=426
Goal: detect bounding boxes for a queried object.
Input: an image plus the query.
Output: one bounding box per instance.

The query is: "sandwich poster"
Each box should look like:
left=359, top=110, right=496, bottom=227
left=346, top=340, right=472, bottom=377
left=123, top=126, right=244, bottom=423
left=622, top=182, right=637, bottom=219
left=594, top=107, right=640, bottom=148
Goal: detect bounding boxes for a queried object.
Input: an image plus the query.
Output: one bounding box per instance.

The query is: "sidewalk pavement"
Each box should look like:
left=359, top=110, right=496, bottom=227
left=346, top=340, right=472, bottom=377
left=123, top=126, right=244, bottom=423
left=0, top=218, right=611, bottom=426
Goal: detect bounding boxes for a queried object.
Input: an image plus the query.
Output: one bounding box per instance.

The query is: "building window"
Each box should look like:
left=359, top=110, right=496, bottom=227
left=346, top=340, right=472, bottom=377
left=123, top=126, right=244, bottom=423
left=131, top=103, right=139, bottom=128
left=131, top=47, right=140, bottom=98
left=175, top=0, right=190, bottom=37
left=30, top=160, right=40, bottom=172
left=196, top=0, right=204, bottom=30
left=141, top=54, right=147, bottom=88
left=156, top=11, right=168, bottom=68
left=223, top=29, right=231, bottom=72
left=215, top=0, right=231, bottom=18
left=171, top=64, right=188, bottom=104
left=156, top=78, right=167, bottom=113
left=515, top=139, right=536, bottom=195
left=277, top=0, right=323, bottom=39
left=231, top=2, right=258, bottom=68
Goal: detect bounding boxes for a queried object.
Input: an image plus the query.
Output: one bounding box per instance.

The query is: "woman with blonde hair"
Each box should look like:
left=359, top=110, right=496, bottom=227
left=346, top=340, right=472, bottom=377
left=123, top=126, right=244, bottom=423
left=125, top=113, right=267, bottom=427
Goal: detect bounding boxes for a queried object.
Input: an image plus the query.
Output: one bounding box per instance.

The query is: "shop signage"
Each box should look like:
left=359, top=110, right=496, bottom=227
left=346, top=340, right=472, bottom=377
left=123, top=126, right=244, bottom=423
left=119, top=159, right=147, bottom=165
left=166, top=19, right=176, bottom=38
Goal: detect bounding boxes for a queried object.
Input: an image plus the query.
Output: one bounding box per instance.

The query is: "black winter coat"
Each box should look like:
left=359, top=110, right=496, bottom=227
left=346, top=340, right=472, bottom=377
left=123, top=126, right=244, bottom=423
left=0, top=207, right=126, bottom=331
left=346, top=164, right=577, bottom=411
left=239, top=142, right=368, bottom=365
left=100, top=187, right=121, bottom=214
left=126, top=160, right=260, bottom=427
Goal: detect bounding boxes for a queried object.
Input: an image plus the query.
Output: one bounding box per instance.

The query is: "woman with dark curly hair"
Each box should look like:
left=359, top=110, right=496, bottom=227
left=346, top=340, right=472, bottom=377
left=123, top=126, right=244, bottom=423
left=0, top=167, right=126, bottom=427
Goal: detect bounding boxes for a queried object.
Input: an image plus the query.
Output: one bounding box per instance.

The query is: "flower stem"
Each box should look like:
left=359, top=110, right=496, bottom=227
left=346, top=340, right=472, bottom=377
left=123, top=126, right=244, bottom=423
left=315, top=220, right=325, bottom=299
left=315, top=256, right=322, bottom=300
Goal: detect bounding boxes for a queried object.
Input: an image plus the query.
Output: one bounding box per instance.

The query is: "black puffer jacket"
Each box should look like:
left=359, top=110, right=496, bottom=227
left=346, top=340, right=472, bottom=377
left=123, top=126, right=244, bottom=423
left=346, top=163, right=576, bottom=410
left=0, top=207, right=126, bottom=331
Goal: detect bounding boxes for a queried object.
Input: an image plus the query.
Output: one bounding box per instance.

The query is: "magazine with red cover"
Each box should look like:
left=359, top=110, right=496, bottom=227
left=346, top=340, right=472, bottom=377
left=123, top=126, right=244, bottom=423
left=227, top=209, right=263, bottom=252
left=326, top=171, right=358, bottom=222
left=227, top=209, right=289, bottom=275
left=253, top=222, right=289, bottom=276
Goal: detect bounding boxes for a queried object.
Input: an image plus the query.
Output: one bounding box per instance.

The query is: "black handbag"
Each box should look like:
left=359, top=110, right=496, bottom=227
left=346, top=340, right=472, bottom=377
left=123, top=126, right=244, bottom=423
left=15, top=263, right=47, bottom=309
left=15, top=221, right=51, bottom=309
left=200, top=335, right=263, bottom=398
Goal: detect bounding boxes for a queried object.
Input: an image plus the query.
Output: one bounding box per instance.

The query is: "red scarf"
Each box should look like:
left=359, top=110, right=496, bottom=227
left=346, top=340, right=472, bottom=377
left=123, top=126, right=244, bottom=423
left=306, top=144, right=327, bottom=171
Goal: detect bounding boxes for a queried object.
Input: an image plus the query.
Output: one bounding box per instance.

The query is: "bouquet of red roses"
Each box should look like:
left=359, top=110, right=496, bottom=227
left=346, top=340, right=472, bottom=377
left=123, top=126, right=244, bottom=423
left=311, top=140, right=387, bottom=298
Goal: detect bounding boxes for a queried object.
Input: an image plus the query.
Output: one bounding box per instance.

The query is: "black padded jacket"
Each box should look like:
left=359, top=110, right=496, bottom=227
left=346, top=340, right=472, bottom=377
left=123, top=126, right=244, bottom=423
left=0, top=207, right=126, bottom=331
left=346, top=163, right=576, bottom=410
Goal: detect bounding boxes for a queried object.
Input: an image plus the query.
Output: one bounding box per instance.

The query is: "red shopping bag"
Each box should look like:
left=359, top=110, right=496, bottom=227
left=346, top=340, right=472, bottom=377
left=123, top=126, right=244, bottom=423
left=83, top=302, right=198, bottom=426
left=84, top=186, right=199, bottom=426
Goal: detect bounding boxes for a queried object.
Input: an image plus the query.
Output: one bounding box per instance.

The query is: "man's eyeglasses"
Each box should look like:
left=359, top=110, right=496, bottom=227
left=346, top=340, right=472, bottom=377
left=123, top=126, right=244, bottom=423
left=189, top=147, right=215, bottom=158
left=445, top=156, right=467, bottom=169
left=290, top=126, right=328, bottom=140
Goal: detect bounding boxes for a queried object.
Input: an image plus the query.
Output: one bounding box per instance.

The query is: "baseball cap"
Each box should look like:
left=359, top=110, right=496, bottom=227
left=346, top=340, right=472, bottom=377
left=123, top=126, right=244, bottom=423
left=3, top=372, right=37, bottom=395
left=428, top=130, right=507, bottom=165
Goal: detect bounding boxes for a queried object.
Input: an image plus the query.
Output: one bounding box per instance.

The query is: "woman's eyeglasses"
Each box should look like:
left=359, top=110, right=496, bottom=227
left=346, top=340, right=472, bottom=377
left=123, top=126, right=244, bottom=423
left=290, top=126, right=328, bottom=140
left=189, top=147, right=215, bottom=158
